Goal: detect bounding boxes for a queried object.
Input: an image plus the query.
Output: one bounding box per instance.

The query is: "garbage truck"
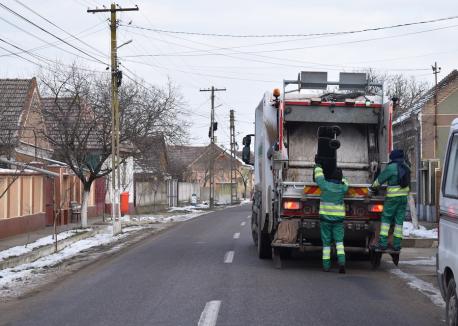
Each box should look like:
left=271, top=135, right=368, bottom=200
left=242, top=71, right=395, bottom=267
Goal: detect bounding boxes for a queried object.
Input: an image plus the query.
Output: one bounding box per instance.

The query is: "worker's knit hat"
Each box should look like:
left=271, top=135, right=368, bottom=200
left=389, top=149, right=404, bottom=161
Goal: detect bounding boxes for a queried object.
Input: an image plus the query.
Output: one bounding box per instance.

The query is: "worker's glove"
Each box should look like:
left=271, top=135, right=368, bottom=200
left=368, top=186, right=379, bottom=196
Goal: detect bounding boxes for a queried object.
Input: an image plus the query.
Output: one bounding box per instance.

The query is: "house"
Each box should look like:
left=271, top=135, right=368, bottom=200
left=169, top=143, right=254, bottom=204
left=393, top=69, right=458, bottom=220
left=0, top=78, right=52, bottom=162
left=41, top=97, right=106, bottom=221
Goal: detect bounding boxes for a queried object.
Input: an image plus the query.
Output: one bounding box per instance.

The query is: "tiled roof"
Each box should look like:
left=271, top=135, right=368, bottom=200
left=394, top=69, right=458, bottom=125
left=168, top=145, right=207, bottom=166
left=41, top=97, right=101, bottom=150
left=135, top=135, right=168, bottom=174
left=0, top=79, right=34, bottom=143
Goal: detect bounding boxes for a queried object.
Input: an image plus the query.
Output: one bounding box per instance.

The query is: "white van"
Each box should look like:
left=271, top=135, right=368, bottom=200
left=438, top=118, right=458, bottom=325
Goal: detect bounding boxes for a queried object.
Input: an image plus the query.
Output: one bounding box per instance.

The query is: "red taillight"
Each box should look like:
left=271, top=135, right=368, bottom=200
left=283, top=200, right=301, bottom=210
left=369, top=204, right=384, bottom=213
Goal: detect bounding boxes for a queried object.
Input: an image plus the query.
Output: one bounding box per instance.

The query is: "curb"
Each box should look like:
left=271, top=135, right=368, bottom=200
left=0, top=229, right=99, bottom=271
left=402, top=238, right=438, bottom=248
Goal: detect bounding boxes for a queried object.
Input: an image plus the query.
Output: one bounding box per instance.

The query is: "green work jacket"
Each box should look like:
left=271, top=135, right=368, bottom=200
left=372, top=162, right=410, bottom=197
left=314, top=166, right=349, bottom=222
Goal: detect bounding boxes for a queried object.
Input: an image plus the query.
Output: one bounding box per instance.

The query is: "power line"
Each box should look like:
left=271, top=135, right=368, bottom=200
left=0, top=2, right=108, bottom=66
left=13, top=0, right=108, bottom=59
left=0, top=16, right=105, bottom=65
left=122, top=15, right=458, bottom=38
left=121, top=23, right=457, bottom=63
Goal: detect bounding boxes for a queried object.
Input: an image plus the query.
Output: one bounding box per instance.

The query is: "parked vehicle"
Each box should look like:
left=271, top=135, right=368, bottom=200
left=242, top=71, right=394, bottom=267
left=437, top=118, right=458, bottom=325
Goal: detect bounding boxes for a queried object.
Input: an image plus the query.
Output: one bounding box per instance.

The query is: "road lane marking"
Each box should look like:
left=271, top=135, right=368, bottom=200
left=198, top=300, right=221, bottom=326
left=241, top=221, right=246, bottom=226
left=246, top=215, right=250, bottom=219
left=233, top=232, right=240, bottom=239
left=224, top=251, right=234, bottom=263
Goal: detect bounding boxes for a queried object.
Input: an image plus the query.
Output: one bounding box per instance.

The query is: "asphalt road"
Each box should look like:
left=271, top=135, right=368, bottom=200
left=0, top=205, right=445, bottom=326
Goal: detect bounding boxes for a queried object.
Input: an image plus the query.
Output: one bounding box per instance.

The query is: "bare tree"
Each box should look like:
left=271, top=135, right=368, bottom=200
left=38, top=63, right=188, bottom=227
left=385, top=74, right=429, bottom=119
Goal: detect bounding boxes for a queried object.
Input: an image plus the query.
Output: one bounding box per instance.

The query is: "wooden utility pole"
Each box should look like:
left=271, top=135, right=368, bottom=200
left=229, top=109, right=237, bottom=204
left=200, top=86, right=226, bottom=208
left=431, top=62, right=441, bottom=222
left=432, top=61, right=441, bottom=159
left=88, top=3, right=138, bottom=232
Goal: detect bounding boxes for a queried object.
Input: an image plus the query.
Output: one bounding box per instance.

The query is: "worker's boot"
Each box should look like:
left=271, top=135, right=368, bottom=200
left=338, top=265, right=346, bottom=274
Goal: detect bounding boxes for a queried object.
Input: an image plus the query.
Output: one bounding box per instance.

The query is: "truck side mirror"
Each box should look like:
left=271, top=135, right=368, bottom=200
left=242, top=135, right=254, bottom=166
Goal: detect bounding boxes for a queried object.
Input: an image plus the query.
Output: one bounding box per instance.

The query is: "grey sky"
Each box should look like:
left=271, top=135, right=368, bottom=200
left=1, top=0, right=457, bottom=148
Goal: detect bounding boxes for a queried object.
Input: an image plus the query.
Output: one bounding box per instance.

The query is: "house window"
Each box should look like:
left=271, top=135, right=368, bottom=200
left=444, top=133, right=458, bottom=198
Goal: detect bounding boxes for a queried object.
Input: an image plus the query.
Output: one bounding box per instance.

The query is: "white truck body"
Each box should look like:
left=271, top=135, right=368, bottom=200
left=437, top=118, right=458, bottom=324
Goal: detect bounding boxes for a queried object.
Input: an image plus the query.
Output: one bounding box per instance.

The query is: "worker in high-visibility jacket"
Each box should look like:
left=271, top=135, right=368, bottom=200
left=314, top=165, right=349, bottom=273
left=370, top=149, right=410, bottom=251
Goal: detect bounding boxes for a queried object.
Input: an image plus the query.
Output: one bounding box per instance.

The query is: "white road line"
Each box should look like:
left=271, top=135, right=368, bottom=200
left=233, top=232, right=240, bottom=239
left=241, top=221, right=246, bottom=226
left=198, top=300, right=221, bottom=326
left=246, top=215, right=251, bottom=219
left=224, top=250, right=234, bottom=263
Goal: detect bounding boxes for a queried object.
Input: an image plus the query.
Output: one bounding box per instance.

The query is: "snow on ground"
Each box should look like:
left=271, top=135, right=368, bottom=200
left=0, top=229, right=92, bottom=262
left=399, top=256, right=436, bottom=266
left=390, top=268, right=445, bottom=307
left=122, top=205, right=210, bottom=224
left=0, top=226, right=143, bottom=291
left=403, top=222, right=438, bottom=239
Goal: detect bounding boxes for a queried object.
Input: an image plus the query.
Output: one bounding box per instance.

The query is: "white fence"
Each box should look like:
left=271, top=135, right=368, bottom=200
left=178, top=182, right=200, bottom=204
left=135, top=181, right=168, bottom=207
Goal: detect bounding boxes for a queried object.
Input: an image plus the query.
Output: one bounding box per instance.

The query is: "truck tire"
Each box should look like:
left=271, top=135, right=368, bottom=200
left=251, top=211, right=258, bottom=246
left=258, top=214, right=272, bottom=259
left=446, top=278, right=458, bottom=326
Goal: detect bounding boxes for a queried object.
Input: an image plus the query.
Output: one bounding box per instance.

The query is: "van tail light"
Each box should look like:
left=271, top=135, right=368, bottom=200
left=369, top=204, right=384, bottom=213
left=283, top=200, right=301, bottom=210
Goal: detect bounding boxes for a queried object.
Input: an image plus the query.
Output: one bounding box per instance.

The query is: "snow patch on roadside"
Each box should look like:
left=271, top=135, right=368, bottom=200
left=390, top=268, right=444, bottom=307
left=122, top=207, right=209, bottom=224
left=403, top=222, right=438, bottom=239
left=400, top=256, right=436, bottom=266
left=0, top=227, right=145, bottom=294
left=0, top=229, right=92, bottom=262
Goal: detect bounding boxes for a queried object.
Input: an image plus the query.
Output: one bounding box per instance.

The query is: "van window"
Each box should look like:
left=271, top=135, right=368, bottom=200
left=444, top=133, right=458, bottom=198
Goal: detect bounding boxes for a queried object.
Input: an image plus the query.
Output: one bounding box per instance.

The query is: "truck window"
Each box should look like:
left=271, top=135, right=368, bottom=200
left=444, top=133, right=458, bottom=198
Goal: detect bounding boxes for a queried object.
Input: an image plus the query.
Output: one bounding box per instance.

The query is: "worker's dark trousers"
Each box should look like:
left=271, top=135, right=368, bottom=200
left=320, top=219, right=345, bottom=269
left=378, top=196, right=408, bottom=250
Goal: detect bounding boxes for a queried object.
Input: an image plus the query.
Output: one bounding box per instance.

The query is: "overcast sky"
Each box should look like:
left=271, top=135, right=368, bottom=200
left=1, top=0, right=457, bottom=149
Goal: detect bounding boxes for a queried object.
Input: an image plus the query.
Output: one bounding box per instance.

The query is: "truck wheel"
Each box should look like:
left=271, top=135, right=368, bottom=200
left=251, top=211, right=258, bottom=246
left=257, top=214, right=272, bottom=259
left=446, top=278, right=458, bottom=326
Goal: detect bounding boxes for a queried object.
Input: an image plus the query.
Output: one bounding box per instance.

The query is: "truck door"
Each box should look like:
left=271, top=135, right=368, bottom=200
left=440, top=131, right=458, bottom=277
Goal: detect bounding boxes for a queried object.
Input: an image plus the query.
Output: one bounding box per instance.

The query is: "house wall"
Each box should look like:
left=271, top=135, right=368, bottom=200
left=421, top=78, right=458, bottom=165
left=186, top=152, right=253, bottom=201
left=0, top=173, right=47, bottom=238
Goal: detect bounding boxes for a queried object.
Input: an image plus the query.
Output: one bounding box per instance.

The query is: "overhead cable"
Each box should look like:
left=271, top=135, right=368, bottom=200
left=121, top=15, right=458, bottom=38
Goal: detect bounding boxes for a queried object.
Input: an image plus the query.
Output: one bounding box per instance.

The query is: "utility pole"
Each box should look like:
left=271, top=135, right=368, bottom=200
left=432, top=61, right=441, bottom=159
left=88, top=3, right=138, bottom=234
left=229, top=109, right=237, bottom=204
left=200, top=86, right=226, bottom=208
